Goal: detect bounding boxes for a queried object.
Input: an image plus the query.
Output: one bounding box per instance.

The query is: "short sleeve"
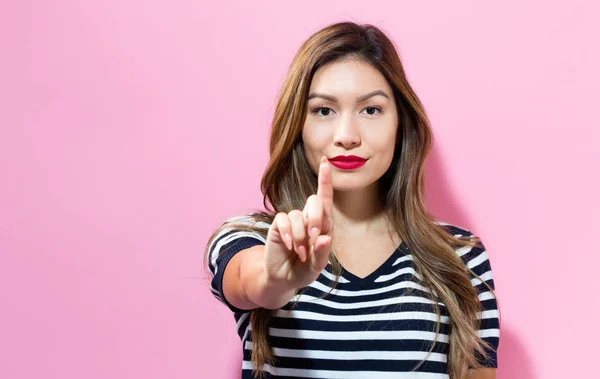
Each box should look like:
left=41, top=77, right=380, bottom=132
left=206, top=215, right=269, bottom=313
left=456, top=236, right=501, bottom=368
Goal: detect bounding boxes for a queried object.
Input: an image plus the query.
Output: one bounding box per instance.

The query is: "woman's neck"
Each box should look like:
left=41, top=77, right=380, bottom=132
left=332, top=181, right=388, bottom=235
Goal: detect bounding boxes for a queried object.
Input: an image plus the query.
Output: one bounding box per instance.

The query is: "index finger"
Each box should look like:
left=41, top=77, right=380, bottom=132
left=317, top=155, right=333, bottom=203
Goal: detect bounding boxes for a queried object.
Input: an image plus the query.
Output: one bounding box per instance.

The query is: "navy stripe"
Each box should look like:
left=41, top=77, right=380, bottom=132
left=271, top=356, right=447, bottom=373
left=264, top=336, right=449, bottom=354
left=270, top=317, right=451, bottom=334
left=280, top=301, right=448, bottom=317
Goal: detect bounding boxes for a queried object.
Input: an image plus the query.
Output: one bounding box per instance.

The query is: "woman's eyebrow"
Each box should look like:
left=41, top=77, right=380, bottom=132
left=307, top=90, right=389, bottom=103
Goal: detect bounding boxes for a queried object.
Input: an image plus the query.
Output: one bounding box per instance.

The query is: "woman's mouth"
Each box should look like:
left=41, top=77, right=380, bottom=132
left=328, top=155, right=367, bottom=170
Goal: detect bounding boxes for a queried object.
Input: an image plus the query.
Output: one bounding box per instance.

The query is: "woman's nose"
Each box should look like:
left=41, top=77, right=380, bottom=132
left=333, top=114, right=361, bottom=148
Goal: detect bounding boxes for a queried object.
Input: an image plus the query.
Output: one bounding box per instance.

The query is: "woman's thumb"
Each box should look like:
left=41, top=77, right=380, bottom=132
left=310, top=234, right=332, bottom=271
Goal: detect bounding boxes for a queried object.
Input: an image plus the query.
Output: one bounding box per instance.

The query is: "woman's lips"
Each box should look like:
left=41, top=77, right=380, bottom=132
left=328, top=156, right=367, bottom=170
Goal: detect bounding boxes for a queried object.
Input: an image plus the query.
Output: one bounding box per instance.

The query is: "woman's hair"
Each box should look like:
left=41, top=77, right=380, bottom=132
left=204, top=21, right=497, bottom=379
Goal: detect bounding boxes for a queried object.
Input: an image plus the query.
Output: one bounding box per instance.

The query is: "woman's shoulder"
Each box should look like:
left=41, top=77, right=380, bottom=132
left=433, top=219, right=492, bottom=267
left=221, top=212, right=272, bottom=229
left=208, top=213, right=271, bottom=253
left=207, top=213, right=271, bottom=270
left=433, top=219, right=475, bottom=238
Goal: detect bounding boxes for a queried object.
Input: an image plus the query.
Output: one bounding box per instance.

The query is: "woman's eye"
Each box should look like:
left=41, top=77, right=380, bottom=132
left=312, top=107, right=334, bottom=117
left=363, top=106, right=382, bottom=116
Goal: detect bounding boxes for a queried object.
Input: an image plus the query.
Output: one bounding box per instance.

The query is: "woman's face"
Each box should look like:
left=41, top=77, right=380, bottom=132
left=302, top=59, right=399, bottom=192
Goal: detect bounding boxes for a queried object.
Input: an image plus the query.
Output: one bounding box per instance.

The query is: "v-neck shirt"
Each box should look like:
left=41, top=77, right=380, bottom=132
left=207, top=215, right=500, bottom=378
left=334, top=240, right=409, bottom=289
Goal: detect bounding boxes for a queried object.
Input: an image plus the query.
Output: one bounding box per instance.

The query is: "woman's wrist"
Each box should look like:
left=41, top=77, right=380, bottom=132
left=240, top=246, right=297, bottom=309
left=258, top=273, right=297, bottom=309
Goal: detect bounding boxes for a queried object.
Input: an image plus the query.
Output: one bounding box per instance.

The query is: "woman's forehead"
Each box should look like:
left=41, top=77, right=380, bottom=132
left=309, top=60, right=391, bottom=100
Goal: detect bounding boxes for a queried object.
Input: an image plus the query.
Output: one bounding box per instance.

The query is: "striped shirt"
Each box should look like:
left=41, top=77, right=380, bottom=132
left=207, top=215, right=500, bottom=378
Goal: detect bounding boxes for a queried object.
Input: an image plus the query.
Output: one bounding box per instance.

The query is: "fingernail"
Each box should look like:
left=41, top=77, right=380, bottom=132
left=298, top=245, right=306, bottom=262
left=284, top=233, right=292, bottom=250
left=310, top=227, right=319, bottom=243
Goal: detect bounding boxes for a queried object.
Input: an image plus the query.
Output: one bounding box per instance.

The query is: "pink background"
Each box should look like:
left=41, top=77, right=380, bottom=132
left=1, top=1, right=599, bottom=378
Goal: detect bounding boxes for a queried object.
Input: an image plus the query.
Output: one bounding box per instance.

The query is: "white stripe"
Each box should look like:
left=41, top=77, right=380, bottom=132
left=244, top=342, right=447, bottom=362
left=236, top=312, right=249, bottom=332
left=476, top=309, right=499, bottom=320
left=289, top=294, right=441, bottom=310
left=392, top=254, right=413, bottom=266
left=274, top=309, right=450, bottom=324
left=308, top=277, right=429, bottom=297
left=376, top=266, right=422, bottom=282
left=478, top=328, right=500, bottom=338
left=209, top=229, right=238, bottom=267
left=455, top=245, right=473, bottom=257
left=268, top=328, right=449, bottom=343
left=478, top=291, right=495, bottom=301
left=467, top=251, right=488, bottom=269
left=319, top=269, right=350, bottom=283
left=210, top=230, right=266, bottom=269
left=471, top=270, right=493, bottom=286
left=242, top=362, right=450, bottom=378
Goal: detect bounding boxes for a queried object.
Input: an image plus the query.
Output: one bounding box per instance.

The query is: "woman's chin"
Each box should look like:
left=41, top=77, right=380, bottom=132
left=331, top=177, right=377, bottom=192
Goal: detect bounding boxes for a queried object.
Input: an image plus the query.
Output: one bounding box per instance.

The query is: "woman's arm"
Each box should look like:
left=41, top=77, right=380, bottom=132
left=466, top=368, right=496, bottom=379
left=223, top=244, right=296, bottom=310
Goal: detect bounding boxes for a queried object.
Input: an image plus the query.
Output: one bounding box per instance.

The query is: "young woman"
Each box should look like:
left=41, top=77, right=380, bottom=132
left=204, top=21, right=500, bottom=379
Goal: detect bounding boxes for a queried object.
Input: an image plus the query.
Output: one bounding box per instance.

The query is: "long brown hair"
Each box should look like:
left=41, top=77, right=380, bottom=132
left=204, top=21, right=497, bottom=379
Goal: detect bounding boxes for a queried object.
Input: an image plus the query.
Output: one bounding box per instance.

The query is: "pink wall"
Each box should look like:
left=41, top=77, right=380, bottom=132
left=1, top=1, right=598, bottom=378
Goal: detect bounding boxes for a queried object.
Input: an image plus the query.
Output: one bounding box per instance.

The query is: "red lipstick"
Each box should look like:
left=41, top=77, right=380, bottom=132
left=328, top=155, right=367, bottom=170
